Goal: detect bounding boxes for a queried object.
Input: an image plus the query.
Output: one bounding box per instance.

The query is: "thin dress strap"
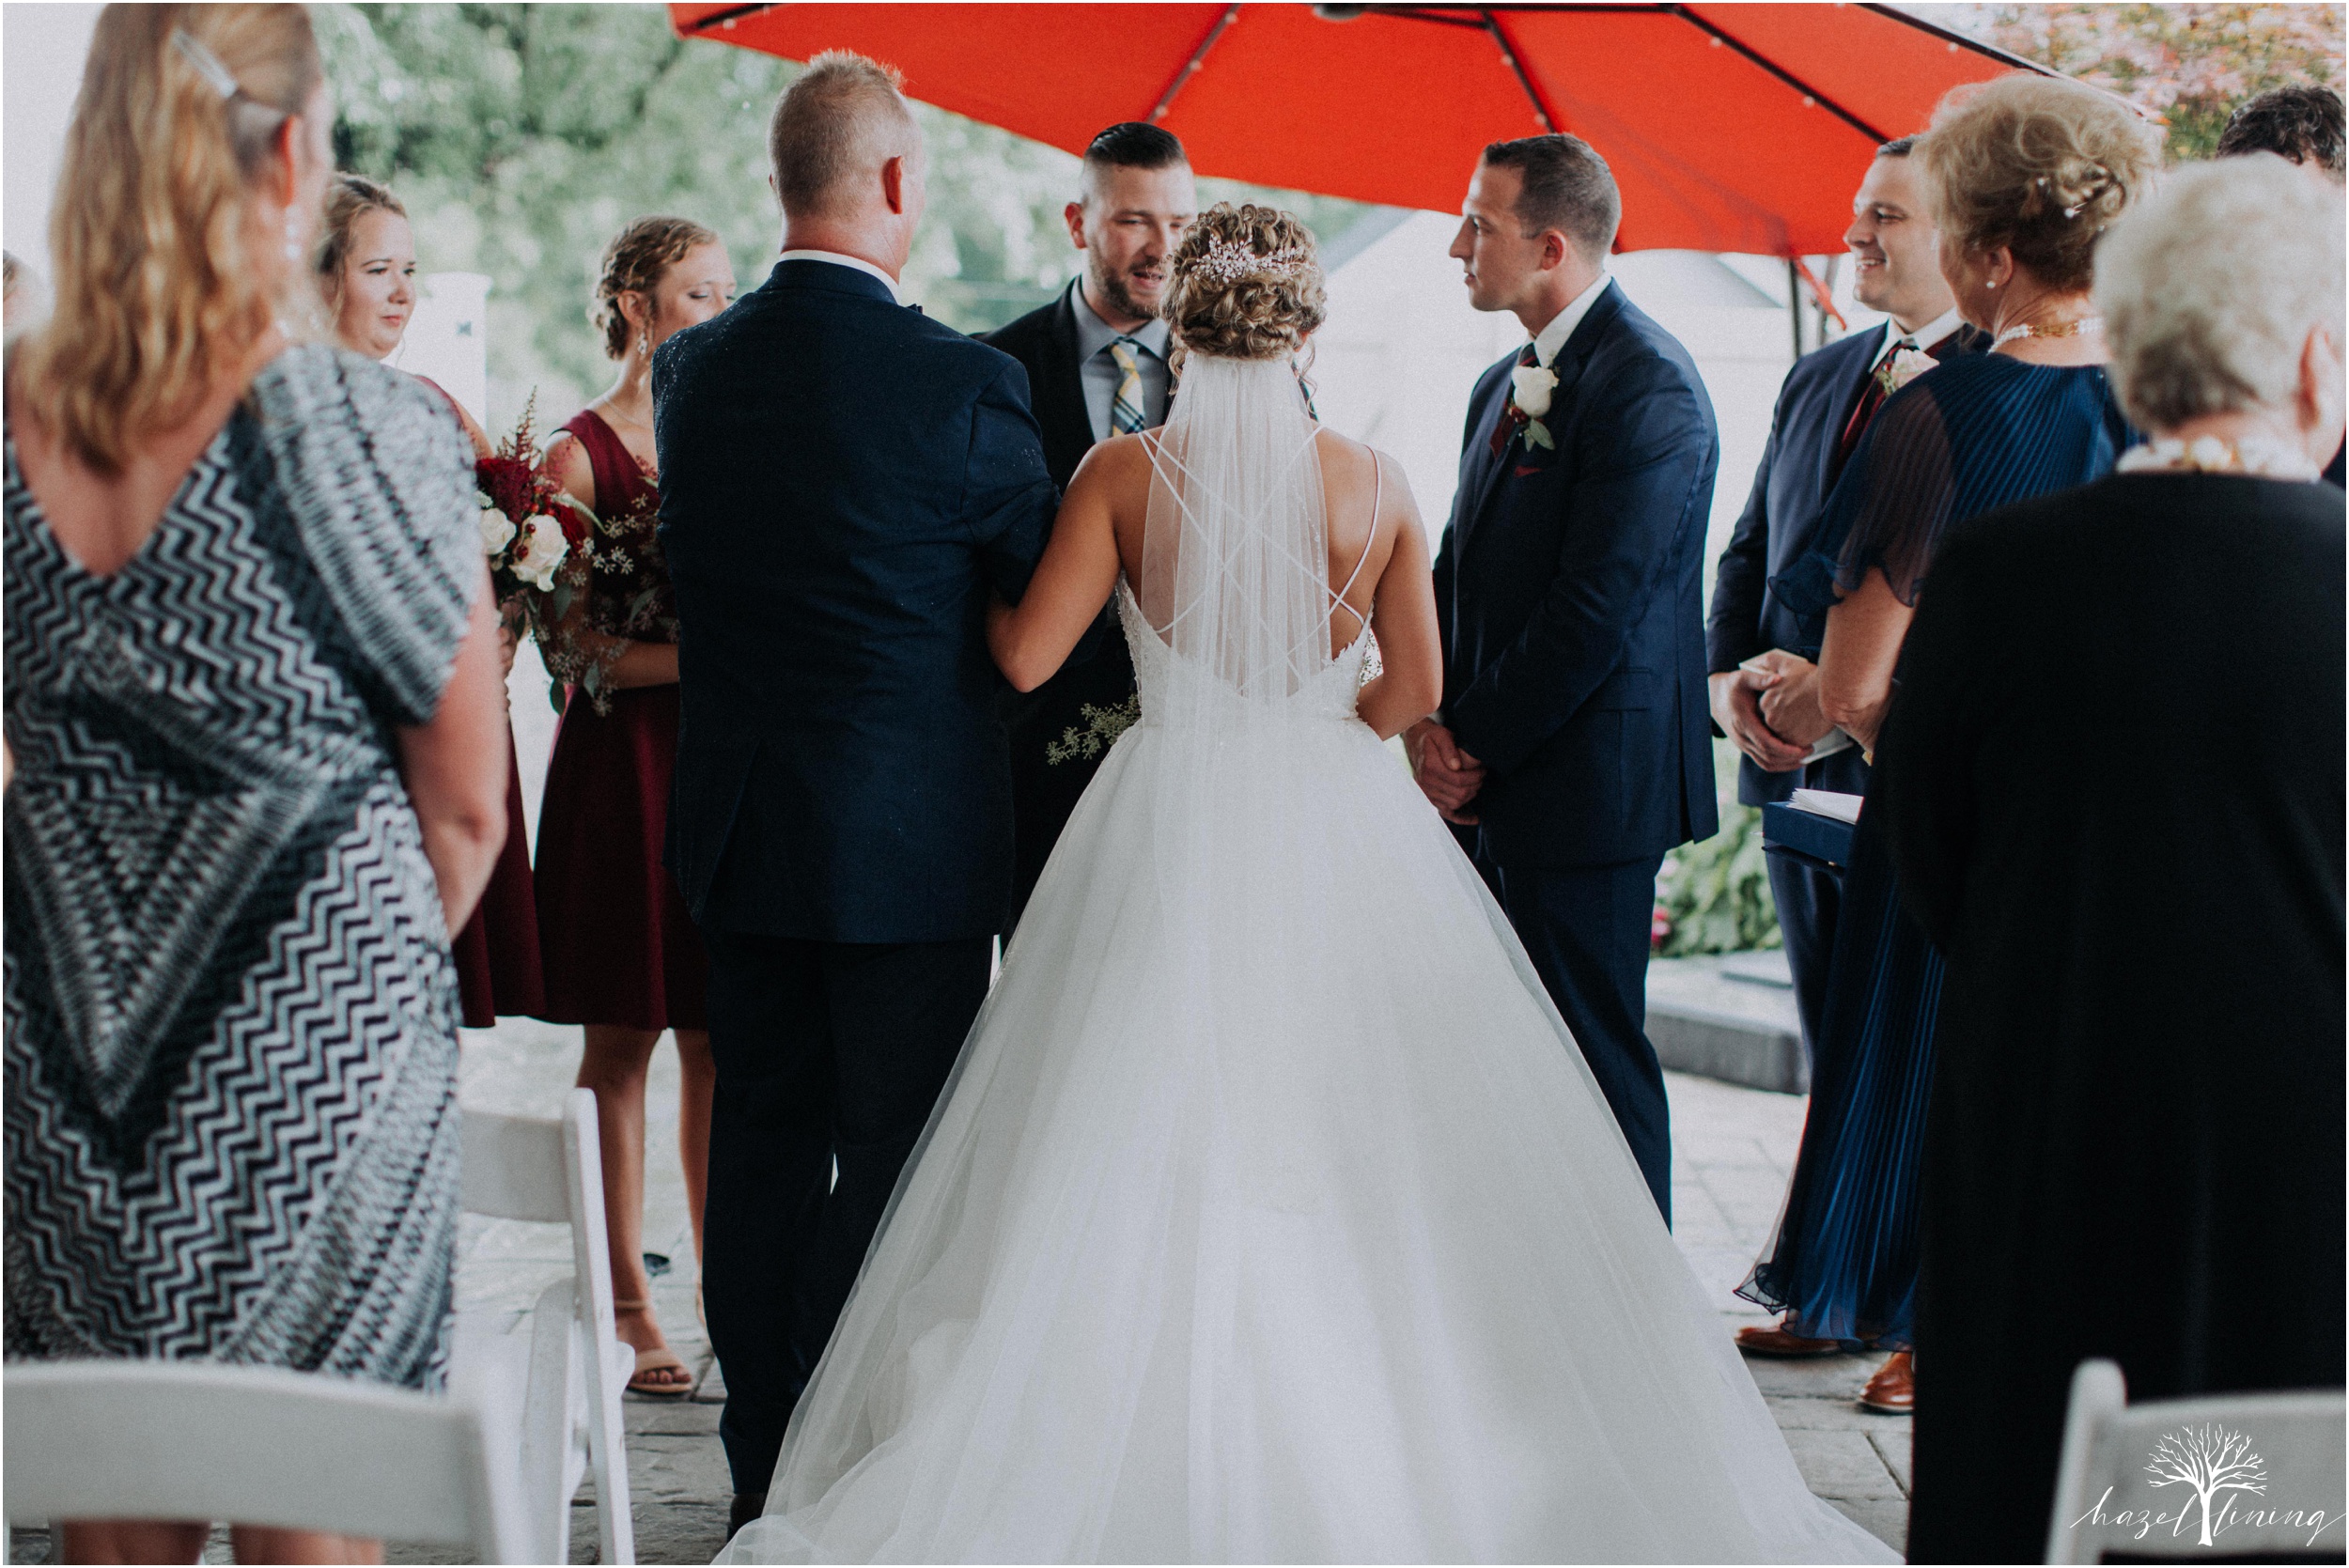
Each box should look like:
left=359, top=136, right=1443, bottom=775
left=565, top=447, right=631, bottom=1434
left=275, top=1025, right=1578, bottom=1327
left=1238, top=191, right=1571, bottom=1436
left=1330, top=446, right=1380, bottom=638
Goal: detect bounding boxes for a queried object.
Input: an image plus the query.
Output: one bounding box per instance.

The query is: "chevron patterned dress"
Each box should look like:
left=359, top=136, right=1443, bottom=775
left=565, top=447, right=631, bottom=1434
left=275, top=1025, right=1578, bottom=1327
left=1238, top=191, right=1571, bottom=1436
left=4, top=346, right=481, bottom=1388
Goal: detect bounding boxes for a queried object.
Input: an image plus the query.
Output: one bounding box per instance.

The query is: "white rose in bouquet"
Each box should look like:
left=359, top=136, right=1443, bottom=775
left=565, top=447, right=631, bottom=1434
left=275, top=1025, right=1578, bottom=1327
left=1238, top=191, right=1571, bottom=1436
left=478, top=502, right=517, bottom=557
left=511, top=513, right=568, bottom=592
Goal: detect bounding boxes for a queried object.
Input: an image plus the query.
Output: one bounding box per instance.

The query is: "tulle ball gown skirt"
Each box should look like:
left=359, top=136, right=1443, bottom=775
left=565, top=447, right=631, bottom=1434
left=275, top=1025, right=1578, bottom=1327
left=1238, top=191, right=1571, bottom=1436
left=720, top=697, right=1893, bottom=1564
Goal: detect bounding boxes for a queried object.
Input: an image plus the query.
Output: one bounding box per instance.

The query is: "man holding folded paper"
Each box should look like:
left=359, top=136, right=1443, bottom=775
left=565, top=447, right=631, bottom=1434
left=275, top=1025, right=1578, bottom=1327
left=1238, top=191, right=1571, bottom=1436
left=1703, top=136, right=1973, bottom=1111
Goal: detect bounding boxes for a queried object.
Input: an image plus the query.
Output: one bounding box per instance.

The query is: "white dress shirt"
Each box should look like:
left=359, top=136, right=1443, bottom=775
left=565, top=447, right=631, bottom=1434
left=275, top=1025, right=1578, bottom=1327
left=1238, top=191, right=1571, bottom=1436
left=779, top=248, right=904, bottom=304
left=1873, top=305, right=1963, bottom=366
left=1528, top=269, right=1613, bottom=369
left=1070, top=281, right=1173, bottom=442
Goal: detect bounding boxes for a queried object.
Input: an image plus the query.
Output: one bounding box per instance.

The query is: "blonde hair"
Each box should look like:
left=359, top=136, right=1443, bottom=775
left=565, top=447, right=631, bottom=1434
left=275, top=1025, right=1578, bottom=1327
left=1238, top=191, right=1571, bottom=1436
left=767, top=52, right=915, bottom=221
left=316, top=172, right=406, bottom=309
left=2097, top=155, right=2346, bottom=432
left=1916, top=74, right=2161, bottom=294
left=14, top=5, right=321, bottom=476
left=1161, top=204, right=1327, bottom=362
left=590, top=215, right=721, bottom=360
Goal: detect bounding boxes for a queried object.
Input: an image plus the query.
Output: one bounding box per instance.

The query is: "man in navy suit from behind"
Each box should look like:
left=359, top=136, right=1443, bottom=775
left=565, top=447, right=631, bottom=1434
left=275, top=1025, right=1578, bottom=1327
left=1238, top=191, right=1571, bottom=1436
left=1409, top=135, right=1719, bottom=1225
left=1703, top=139, right=1973, bottom=1357
left=653, top=53, right=1058, bottom=1526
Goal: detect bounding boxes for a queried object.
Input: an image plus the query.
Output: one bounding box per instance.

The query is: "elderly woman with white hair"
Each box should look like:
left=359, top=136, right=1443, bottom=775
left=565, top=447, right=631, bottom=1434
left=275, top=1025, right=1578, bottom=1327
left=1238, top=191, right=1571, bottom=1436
left=1874, top=154, right=2344, bottom=1564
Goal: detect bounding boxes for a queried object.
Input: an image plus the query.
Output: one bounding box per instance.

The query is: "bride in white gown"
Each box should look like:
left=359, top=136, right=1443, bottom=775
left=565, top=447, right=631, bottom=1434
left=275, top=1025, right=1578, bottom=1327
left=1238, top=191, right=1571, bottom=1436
left=717, top=205, right=1896, bottom=1565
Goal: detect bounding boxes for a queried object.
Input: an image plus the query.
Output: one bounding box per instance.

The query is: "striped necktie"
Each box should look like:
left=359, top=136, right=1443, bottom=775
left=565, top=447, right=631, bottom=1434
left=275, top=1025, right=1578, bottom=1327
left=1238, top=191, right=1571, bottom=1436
left=1108, top=337, right=1149, bottom=435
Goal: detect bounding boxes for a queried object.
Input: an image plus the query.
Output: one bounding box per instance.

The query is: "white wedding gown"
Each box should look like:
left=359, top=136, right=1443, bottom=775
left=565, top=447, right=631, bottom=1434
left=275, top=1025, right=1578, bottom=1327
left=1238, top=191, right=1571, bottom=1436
left=717, top=356, right=1896, bottom=1565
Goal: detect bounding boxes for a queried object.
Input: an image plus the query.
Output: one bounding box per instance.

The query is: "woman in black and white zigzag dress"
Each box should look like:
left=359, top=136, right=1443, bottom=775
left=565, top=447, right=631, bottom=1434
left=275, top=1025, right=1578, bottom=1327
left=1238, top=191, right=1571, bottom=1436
left=1, top=7, right=509, bottom=1561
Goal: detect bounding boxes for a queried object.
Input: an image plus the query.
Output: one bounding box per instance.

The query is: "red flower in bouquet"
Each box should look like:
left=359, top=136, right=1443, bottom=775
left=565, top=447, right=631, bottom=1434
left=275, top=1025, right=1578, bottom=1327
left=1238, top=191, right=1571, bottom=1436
left=474, top=392, right=593, bottom=616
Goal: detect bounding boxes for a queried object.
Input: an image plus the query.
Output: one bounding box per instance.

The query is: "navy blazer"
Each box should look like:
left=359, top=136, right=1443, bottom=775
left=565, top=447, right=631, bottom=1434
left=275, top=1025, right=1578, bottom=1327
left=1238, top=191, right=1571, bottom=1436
left=654, top=258, right=1059, bottom=943
left=1432, top=280, right=1721, bottom=870
left=1706, top=325, right=1984, bottom=807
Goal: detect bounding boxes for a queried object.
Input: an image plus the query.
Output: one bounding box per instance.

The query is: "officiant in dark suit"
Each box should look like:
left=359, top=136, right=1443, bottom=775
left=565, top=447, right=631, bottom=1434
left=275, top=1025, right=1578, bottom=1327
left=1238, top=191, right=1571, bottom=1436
left=654, top=54, right=1058, bottom=1525
left=1409, top=135, right=1719, bottom=1224
left=980, top=123, right=1196, bottom=928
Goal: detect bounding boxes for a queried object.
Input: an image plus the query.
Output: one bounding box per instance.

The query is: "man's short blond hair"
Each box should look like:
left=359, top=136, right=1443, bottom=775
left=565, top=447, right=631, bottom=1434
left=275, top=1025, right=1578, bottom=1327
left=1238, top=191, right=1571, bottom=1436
left=767, top=51, right=916, bottom=220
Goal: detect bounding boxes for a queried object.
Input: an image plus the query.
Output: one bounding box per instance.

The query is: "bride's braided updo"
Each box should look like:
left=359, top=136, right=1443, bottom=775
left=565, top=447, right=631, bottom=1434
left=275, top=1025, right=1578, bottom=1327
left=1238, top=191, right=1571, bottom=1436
left=1161, top=203, right=1327, bottom=361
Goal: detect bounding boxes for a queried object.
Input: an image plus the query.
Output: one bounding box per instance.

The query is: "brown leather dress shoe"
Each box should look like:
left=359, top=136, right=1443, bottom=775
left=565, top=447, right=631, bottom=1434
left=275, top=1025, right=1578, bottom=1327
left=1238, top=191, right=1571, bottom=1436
left=1858, top=1350, right=1914, bottom=1414
left=1734, top=1321, right=1845, bottom=1357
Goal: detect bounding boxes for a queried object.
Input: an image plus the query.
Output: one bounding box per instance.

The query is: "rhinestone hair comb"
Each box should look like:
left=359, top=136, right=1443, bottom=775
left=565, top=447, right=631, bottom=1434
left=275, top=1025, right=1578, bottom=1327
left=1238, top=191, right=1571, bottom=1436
left=1186, top=234, right=1315, bottom=288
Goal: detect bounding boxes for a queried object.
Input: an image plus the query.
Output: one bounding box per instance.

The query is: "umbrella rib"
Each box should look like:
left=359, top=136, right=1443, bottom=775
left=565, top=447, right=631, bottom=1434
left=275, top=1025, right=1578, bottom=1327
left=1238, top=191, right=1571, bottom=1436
left=1663, top=5, right=1887, bottom=144
left=677, top=3, right=775, bottom=34
left=1149, top=5, right=1242, bottom=124
left=1480, top=9, right=1558, bottom=134
left=1854, top=3, right=2061, bottom=77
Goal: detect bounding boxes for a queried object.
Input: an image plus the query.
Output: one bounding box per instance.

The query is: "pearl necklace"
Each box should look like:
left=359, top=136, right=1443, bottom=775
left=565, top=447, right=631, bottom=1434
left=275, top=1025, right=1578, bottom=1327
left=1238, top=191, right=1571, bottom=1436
left=2116, top=433, right=2322, bottom=480
left=1992, top=315, right=2102, bottom=349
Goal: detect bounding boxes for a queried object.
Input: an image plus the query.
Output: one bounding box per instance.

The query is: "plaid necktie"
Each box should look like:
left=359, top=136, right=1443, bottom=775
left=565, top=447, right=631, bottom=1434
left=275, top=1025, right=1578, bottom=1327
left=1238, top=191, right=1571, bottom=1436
left=1109, top=338, right=1149, bottom=435
left=1830, top=334, right=1921, bottom=483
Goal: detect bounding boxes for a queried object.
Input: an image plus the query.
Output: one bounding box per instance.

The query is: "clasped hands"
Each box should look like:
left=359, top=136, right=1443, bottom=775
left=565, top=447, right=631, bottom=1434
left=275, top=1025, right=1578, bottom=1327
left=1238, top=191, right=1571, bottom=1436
left=1709, top=649, right=1834, bottom=773
left=1406, top=719, right=1486, bottom=826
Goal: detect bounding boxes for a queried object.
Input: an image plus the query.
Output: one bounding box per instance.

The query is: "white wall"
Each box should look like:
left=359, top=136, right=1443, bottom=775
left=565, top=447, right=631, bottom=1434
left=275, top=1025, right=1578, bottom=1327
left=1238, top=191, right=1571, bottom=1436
left=4, top=3, right=100, bottom=273
left=1314, top=210, right=1890, bottom=596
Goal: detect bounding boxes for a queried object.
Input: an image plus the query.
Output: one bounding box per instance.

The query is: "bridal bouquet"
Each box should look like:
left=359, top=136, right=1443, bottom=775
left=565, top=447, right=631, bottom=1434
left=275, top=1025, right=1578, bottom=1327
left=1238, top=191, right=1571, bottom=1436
left=474, top=392, right=592, bottom=635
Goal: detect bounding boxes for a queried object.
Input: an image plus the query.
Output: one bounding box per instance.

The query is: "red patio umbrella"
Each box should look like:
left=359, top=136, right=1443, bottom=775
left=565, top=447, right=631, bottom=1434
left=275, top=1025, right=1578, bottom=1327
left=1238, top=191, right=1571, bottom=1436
left=669, top=2, right=2051, bottom=258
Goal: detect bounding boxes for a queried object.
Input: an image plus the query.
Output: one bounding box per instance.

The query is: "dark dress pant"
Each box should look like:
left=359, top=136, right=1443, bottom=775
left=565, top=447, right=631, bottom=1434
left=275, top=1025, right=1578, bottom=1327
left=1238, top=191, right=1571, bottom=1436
left=700, top=931, right=992, bottom=1495
left=1478, top=853, right=1672, bottom=1225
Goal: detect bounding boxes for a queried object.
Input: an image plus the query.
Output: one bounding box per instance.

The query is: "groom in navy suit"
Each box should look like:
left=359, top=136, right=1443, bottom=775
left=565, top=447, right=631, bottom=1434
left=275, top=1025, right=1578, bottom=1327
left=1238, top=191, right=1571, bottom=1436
left=1411, top=135, right=1719, bottom=1224
left=654, top=54, right=1057, bottom=1522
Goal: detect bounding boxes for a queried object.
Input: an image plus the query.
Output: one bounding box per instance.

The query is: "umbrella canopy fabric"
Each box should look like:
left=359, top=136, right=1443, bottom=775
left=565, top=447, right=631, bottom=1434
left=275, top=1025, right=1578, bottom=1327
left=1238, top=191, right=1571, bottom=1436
left=669, top=2, right=2050, bottom=256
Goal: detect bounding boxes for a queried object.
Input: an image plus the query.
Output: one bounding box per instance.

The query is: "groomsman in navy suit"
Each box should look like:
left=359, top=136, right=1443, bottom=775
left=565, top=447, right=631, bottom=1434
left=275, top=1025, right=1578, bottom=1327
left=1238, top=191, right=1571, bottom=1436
left=1703, top=136, right=1978, bottom=1354
left=1411, top=135, right=1719, bottom=1224
left=981, top=124, right=1196, bottom=929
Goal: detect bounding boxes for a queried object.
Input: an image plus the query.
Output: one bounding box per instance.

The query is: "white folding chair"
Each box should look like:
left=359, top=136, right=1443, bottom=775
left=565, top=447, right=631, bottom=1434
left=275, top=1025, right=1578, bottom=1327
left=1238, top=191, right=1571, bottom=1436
left=454, top=1087, right=638, bottom=1564
left=2046, top=1358, right=2346, bottom=1562
left=3, top=1359, right=526, bottom=1563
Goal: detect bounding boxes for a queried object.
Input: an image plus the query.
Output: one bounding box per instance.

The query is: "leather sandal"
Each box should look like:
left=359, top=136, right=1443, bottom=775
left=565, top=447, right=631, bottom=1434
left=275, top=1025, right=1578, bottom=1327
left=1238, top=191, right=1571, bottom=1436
left=614, top=1298, right=694, bottom=1398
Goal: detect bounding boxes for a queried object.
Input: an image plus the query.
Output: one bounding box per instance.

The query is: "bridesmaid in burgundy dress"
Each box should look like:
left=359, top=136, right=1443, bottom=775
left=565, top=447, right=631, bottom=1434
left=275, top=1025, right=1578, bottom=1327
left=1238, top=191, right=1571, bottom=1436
left=319, top=173, right=545, bottom=1028
left=537, top=216, right=737, bottom=1395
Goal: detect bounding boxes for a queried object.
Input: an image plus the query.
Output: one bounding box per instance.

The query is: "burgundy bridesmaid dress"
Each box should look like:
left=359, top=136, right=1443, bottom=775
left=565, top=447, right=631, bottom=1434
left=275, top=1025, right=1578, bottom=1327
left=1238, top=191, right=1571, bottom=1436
left=413, top=372, right=545, bottom=1029
left=450, top=729, right=544, bottom=1026
left=532, top=409, right=708, bottom=1032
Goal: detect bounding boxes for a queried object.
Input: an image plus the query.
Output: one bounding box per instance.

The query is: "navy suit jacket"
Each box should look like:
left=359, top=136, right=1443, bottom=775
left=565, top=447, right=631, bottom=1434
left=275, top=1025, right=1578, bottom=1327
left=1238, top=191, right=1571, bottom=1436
left=1705, top=324, right=1984, bottom=806
left=1433, top=280, right=1720, bottom=869
left=654, top=258, right=1058, bottom=943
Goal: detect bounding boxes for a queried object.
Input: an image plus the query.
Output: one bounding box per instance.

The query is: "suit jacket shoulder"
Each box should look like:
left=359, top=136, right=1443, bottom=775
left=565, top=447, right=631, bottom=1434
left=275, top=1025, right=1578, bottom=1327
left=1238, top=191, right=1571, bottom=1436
left=978, top=288, right=1092, bottom=489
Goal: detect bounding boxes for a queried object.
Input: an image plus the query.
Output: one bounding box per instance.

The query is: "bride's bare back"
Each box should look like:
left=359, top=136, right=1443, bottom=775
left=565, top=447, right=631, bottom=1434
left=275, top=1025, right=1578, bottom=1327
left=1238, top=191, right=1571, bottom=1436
left=988, top=425, right=1444, bottom=740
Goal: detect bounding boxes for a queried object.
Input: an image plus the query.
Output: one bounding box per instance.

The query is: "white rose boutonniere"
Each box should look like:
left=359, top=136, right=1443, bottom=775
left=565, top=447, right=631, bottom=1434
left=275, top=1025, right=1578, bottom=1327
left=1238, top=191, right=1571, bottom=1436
left=1877, top=345, right=1938, bottom=396
left=1507, top=363, right=1560, bottom=451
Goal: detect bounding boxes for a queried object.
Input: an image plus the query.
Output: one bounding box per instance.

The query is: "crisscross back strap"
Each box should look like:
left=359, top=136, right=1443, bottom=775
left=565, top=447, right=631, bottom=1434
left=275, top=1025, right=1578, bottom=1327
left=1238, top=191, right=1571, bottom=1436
left=1329, top=444, right=1381, bottom=637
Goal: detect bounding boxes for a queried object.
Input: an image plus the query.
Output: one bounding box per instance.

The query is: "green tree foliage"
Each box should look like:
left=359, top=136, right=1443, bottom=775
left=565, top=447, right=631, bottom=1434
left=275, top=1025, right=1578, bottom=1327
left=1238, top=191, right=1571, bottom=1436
left=1969, top=4, right=2343, bottom=161
left=316, top=3, right=1366, bottom=426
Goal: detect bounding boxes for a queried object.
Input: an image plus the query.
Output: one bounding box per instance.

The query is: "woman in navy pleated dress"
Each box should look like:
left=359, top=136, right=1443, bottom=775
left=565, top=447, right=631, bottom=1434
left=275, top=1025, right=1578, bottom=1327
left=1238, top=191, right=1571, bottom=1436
left=537, top=216, right=735, bottom=1395
left=318, top=170, right=546, bottom=1031
left=1740, top=75, right=2159, bottom=1417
